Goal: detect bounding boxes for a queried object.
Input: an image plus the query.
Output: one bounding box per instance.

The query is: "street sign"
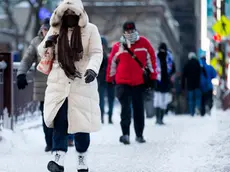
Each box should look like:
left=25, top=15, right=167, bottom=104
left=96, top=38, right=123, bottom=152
left=212, top=15, right=230, bottom=36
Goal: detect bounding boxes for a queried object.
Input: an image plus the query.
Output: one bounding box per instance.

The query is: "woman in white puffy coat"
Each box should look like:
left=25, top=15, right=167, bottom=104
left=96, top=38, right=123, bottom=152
left=37, top=0, right=103, bottom=171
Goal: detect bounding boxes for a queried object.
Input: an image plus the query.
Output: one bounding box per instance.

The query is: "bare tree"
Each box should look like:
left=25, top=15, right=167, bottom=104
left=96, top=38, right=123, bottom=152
left=0, top=0, right=44, bottom=50
left=27, top=0, right=44, bottom=37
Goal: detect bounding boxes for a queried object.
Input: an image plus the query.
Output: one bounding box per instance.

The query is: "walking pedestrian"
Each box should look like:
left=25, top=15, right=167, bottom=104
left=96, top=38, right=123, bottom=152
left=98, top=36, right=115, bottom=124
left=200, top=56, right=217, bottom=116
left=106, top=21, right=157, bottom=144
left=182, top=52, right=202, bottom=116
left=37, top=0, right=103, bottom=171
left=154, top=43, right=175, bottom=125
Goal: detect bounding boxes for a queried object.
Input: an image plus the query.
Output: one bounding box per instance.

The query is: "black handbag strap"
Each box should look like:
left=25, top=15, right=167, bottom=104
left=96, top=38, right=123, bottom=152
left=122, top=43, right=145, bottom=70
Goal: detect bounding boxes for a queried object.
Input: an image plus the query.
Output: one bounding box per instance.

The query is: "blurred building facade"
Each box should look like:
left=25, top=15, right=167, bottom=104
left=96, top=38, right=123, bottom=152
left=166, top=0, right=198, bottom=66
left=0, top=0, right=182, bottom=70
left=82, top=0, right=182, bottom=71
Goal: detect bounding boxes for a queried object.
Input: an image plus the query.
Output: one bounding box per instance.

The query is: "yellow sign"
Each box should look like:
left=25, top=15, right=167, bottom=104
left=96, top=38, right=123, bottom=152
left=217, top=52, right=223, bottom=60
left=211, top=57, right=222, bottom=76
left=212, top=15, right=230, bottom=36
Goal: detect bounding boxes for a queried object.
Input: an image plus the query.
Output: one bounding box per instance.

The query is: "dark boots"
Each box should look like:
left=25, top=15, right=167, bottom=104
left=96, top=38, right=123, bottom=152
left=136, top=136, right=146, bottom=143
left=119, top=135, right=130, bottom=145
left=155, top=108, right=160, bottom=124
left=159, top=109, right=165, bottom=125
left=45, top=145, right=52, bottom=152
left=108, top=114, right=113, bottom=124
left=102, top=114, right=113, bottom=124
left=155, top=108, right=165, bottom=125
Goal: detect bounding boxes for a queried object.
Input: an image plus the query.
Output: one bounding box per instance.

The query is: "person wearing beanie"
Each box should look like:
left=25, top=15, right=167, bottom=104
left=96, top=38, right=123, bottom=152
left=106, top=21, right=157, bottom=145
left=182, top=52, right=202, bottom=116
left=17, top=17, right=53, bottom=152
left=37, top=0, right=103, bottom=171
left=154, top=42, right=175, bottom=125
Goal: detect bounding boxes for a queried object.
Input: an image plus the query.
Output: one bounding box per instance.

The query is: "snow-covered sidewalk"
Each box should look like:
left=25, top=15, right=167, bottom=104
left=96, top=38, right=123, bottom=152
left=0, top=108, right=230, bottom=172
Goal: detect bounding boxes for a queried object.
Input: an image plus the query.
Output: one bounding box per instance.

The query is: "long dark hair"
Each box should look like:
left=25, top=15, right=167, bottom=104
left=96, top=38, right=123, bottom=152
left=57, top=23, right=83, bottom=80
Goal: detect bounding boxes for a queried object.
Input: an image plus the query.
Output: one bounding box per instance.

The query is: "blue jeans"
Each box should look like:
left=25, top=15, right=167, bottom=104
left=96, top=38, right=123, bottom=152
left=188, top=89, right=201, bottom=116
left=52, top=99, right=90, bottom=153
left=68, top=134, right=74, bottom=142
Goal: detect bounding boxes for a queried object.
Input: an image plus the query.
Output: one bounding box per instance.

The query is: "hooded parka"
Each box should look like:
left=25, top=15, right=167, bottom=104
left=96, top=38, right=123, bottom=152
left=37, top=0, right=103, bottom=134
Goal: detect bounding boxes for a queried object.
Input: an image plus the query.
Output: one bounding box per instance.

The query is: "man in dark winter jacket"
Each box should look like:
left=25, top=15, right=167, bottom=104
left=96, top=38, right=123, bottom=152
left=182, top=52, right=201, bottom=116
left=17, top=18, right=53, bottom=152
left=97, top=36, right=115, bottom=124
left=106, top=21, right=157, bottom=144
left=154, top=43, right=175, bottom=125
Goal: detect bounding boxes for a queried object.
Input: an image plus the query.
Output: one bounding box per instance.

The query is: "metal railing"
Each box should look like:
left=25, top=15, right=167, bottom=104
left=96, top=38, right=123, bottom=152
left=0, top=60, right=7, bottom=129
left=13, top=62, right=39, bottom=123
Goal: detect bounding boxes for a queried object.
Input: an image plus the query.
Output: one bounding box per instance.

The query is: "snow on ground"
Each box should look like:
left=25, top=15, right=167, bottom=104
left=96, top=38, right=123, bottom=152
left=0, top=106, right=230, bottom=172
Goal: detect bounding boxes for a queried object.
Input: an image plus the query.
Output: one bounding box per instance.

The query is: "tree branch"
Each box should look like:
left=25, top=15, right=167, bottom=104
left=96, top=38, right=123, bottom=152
left=37, top=0, right=43, bottom=8
left=1, top=0, right=18, bottom=29
left=0, top=29, right=24, bottom=38
left=23, top=5, right=34, bottom=34
left=26, top=0, right=34, bottom=7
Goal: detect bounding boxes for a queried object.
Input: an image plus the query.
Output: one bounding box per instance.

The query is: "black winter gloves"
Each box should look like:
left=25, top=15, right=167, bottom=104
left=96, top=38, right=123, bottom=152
left=45, top=35, right=59, bottom=48
left=17, top=74, right=28, bottom=90
left=84, top=69, right=97, bottom=84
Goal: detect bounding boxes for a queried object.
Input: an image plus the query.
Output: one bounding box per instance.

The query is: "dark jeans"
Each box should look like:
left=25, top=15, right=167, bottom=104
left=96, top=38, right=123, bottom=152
left=40, top=101, right=53, bottom=147
left=187, top=89, right=201, bottom=116
left=98, top=83, right=115, bottom=119
left=201, top=90, right=213, bottom=116
left=68, top=134, right=74, bottom=142
left=116, top=84, right=145, bottom=137
left=144, top=89, right=154, bottom=118
left=52, top=99, right=90, bottom=153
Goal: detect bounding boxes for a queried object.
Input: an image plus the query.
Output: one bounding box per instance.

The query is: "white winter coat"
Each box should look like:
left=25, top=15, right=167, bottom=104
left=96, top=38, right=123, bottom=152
left=37, top=0, right=103, bottom=134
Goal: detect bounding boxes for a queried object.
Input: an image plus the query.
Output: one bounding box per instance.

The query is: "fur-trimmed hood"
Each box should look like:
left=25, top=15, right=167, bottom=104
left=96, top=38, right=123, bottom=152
left=50, top=0, right=89, bottom=28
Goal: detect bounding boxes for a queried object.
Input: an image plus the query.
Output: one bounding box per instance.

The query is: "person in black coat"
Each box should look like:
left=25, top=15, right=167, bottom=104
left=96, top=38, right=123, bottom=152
left=97, top=36, right=115, bottom=124
left=182, top=52, right=202, bottom=116
left=154, top=43, right=175, bottom=125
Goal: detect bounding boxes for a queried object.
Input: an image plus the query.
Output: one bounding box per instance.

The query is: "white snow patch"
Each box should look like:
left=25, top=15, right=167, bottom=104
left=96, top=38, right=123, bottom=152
left=0, top=106, right=229, bottom=172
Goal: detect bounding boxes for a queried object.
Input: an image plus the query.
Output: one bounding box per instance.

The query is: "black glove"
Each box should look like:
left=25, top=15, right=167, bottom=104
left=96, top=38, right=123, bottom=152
left=45, top=34, right=59, bottom=48
left=84, top=69, right=97, bottom=84
left=17, top=74, right=28, bottom=90
left=108, top=82, right=115, bottom=87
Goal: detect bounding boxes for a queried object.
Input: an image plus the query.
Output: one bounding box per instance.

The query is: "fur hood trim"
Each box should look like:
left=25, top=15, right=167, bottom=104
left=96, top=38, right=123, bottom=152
left=50, top=0, right=88, bottom=28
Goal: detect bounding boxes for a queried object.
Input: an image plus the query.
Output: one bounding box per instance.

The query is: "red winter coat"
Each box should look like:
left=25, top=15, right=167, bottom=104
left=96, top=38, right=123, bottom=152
left=106, top=36, right=157, bottom=86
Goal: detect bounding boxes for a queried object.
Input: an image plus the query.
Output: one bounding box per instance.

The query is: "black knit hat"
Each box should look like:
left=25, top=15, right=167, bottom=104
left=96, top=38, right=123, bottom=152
left=158, top=42, right=167, bottom=52
left=123, top=21, right=136, bottom=31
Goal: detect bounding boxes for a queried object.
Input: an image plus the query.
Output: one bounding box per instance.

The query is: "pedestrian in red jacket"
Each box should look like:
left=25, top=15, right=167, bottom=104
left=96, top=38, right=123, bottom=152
left=106, top=21, right=157, bottom=145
